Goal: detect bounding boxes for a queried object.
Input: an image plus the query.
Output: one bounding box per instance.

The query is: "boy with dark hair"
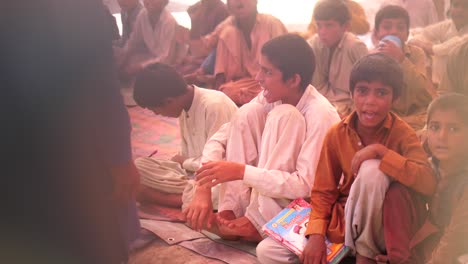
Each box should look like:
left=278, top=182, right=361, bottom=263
left=308, top=0, right=368, bottom=118
left=304, top=0, right=370, bottom=39
left=301, top=53, right=436, bottom=264
left=184, top=34, right=340, bottom=243
left=133, top=63, right=237, bottom=208
left=373, top=5, right=434, bottom=130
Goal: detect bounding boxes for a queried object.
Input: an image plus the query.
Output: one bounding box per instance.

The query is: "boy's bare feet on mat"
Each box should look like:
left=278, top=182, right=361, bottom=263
left=207, top=210, right=262, bottom=242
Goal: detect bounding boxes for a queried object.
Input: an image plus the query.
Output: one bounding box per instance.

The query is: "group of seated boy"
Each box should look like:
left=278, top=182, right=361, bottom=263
left=111, top=0, right=468, bottom=263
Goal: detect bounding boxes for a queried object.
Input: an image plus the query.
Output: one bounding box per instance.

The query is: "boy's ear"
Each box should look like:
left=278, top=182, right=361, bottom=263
left=287, top=73, right=302, bottom=89
left=343, top=21, right=351, bottom=31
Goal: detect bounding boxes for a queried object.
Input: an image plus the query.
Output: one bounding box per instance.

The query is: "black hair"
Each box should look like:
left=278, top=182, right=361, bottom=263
left=133, top=63, right=187, bottom=108
left=313, top=0, right=350, bottom=25
left=349, top=53, right=403, bottom=99
left=261, top=33, right=315, bottom=90
left=374, top=5, right=410, bottom=31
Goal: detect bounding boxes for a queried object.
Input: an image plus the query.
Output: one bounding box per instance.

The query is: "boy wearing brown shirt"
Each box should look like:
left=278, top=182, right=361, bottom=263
left=301, top=54, right=436, bottom=264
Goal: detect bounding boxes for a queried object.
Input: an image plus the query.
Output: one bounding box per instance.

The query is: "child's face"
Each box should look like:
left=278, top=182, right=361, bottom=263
left=148, top=99, right=184, bottom=118
left=316, top=19, right=348, bottom=48
left=256, top=55, right=290, bottom=104
left=427, top=109, right=468, bottom=163
left=352, top=80, right=394, bottom=130
left=375, top=18, right=409, bottom=43
left=451, top=0, right=468, bottom=29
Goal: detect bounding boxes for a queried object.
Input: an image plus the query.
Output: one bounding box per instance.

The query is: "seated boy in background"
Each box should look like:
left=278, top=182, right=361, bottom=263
left=190, top=0, right=287, bottom=105
left=372, top=5, right=434, bottom=130
left=133, top=63, right=237, bottom=208
left=176, top=0, right=229, bottom=78
left=257, top=54, right=436, bottom=264
left=308, top=0, right=368, bottom=118
left=303, top=0, right=370, bottom=39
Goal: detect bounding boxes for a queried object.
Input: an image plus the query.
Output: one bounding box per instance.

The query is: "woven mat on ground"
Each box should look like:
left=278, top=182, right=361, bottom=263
left=136, top=204, right=258, bottom=263
left=140, top=219, right=259, bottom=264
left=127, top=106, right=180, bottom=159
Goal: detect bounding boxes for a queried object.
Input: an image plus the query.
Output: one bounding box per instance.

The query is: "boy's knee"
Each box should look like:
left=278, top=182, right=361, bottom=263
left=232, top=102, right=266, bottom=126
left=257, top=238, right=298, bottom=264
left=356, top=159, right=389, bottom=187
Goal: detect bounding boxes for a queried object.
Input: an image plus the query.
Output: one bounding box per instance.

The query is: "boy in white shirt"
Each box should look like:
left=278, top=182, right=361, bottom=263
left=133, top=63, right=237, bottom=208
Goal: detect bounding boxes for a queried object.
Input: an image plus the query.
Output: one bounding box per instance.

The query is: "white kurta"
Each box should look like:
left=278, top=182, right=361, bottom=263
left=123, top=9, right=184, bottom=66
left=412, top=20, right=468, bottom=84
left=202, top=85, right=340, bottom=232
left=179, top=86, right=238, bottom=172
left=137, top=87, right=237, bottom=193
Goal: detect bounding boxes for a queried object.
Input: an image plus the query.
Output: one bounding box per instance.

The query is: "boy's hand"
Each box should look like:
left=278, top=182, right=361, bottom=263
left=183, top=186, right=214, bottom=231
left=171, top=154, right=186, bottom=166
left=377, top=40, right=405, bottom=63
left=300, top=234, right=327, bottom=264
left=196, top=161, right=245, bottom=188
left=351, top=144, right=388, bottom=177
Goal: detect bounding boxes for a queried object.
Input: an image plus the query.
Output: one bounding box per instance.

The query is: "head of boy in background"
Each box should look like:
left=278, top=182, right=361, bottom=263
left=256, top=34, right=315, bottom=104
left=118, top=0, right=140, bottom=12
left=373, top=5, right=409, bottom=62
left=426, top=93, right=468, bottom=169
left=134, top=63, right=192, bottom=118
left=349, top=53, right=403, bottom=130
left=143, top=0, right=168, bottom=17
left=374, top=5, right=409, bottom=45
left=227, top=0, right=257, bottom=20
left=313, top=0, right=350, bottom=48
left=449, top=0, right=468, bottom=30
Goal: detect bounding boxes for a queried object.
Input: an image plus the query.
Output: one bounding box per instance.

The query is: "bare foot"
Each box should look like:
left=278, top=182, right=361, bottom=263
left=216, top=216, right=263, bottom=242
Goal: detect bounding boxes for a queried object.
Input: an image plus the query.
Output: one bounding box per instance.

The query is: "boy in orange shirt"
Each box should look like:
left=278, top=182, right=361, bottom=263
left=299, top=53, right=436, bottom=264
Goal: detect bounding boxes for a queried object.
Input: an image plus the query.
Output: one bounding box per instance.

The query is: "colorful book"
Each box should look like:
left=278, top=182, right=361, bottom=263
left=262, top=198, right=349, bottom=264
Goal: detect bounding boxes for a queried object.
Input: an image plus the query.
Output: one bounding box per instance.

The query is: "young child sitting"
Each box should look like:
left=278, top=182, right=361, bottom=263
left=133, top=63, right=237, bottom=208
left=372, top=5, right=434, bottom=130
left=379, top=93, right=468, bottom=264
left=184, top=34, right=340, bottom=242
left=257, top=53, right=437, bottom=264
left=308, top=0, right=368, bottom=118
